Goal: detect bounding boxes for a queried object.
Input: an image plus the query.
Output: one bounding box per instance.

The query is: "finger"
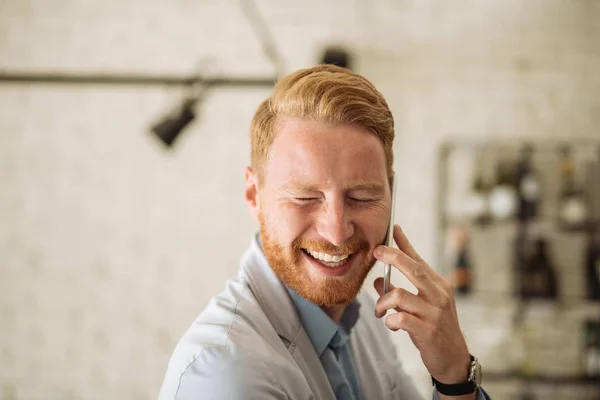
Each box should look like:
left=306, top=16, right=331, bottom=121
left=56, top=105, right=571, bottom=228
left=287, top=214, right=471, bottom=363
left=373, top=277, right=402, bottom=314
left=374, top=277, right=392, bottom=296
left=393, top=224, right=423, bottom=263
left=373, top=245, right=438, bottom=293
left=374, top=277, right=406, bottom=313
left=392, top=224, right=449, bottom=289
left=374, top=281, right=437, bottom=318
left=384, top=309, right=427, bottom=333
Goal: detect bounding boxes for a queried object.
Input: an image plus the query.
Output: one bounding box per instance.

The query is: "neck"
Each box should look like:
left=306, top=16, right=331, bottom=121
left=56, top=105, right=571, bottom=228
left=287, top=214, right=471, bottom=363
left=321, top=303, right=348, bottom=324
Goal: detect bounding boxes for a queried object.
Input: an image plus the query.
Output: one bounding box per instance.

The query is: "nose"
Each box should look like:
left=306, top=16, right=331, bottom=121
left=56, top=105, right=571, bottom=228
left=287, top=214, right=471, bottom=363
left=316, top=195, right=354, bottom=247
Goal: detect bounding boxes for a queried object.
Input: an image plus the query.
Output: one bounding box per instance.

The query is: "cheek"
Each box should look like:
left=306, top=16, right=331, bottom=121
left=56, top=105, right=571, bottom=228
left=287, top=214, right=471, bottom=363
left=284, top=208, right=313, bottom=239
left=357, top=209, right=389, bottom=244
left=264, top=202, right=312, bottom=242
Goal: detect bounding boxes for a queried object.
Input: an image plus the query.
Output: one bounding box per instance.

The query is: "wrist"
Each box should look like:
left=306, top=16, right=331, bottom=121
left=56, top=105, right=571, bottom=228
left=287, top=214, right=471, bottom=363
left=432, top=354, right=482, bottom=397
left=433, top=354, right=471, bottom=384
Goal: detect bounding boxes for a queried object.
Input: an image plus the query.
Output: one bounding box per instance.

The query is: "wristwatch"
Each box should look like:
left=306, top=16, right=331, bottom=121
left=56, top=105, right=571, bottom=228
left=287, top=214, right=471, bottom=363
left=431, top=355, right=482, bottom=396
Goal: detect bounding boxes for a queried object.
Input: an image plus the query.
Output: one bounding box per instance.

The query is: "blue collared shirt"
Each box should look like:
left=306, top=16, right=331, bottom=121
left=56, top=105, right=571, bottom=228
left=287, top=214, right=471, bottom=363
left=287, top=287, right=363, bottom=400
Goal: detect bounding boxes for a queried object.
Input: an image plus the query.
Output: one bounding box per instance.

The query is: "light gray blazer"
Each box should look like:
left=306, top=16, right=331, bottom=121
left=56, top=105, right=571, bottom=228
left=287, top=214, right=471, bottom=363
left=158, top=236, right=462, bottom=399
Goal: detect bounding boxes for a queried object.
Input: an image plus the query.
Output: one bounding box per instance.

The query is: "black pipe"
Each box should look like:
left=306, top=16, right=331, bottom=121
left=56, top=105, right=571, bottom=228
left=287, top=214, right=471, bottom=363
left=0, top=71, right=276, bottom=87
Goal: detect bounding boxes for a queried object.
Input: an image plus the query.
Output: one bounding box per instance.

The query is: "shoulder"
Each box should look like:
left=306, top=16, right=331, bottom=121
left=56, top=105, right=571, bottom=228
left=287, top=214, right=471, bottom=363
left=158, top=276, right=295, bottom=400
left=160, top=346, right=289, bottom=400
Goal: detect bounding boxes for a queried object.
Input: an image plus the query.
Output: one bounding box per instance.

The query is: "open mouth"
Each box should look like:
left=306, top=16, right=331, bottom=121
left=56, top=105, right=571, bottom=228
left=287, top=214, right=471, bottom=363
left=301, top=248, right=356, bottom=268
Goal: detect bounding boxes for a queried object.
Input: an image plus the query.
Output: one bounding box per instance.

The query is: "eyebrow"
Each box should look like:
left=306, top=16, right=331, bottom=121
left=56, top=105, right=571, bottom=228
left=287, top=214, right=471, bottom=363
left=283, top=180, right=386, bottom=193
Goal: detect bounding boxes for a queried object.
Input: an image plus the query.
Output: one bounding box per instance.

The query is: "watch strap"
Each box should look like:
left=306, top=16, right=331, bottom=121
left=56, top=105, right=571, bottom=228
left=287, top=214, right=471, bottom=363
left=431, top=355, right=477, bottom=396
left=432, top=377, right=476, bottom=396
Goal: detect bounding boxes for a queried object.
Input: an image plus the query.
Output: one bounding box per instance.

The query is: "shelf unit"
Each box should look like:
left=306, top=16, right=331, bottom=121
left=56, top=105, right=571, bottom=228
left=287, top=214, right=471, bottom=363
left=435, top=138, right=600, bottom=397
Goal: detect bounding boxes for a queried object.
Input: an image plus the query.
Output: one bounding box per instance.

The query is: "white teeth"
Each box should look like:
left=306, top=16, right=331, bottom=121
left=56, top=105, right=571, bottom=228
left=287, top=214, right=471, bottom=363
left=325, top=260, right=345, bottom=268
left=305, top=249, right=350, bottom=265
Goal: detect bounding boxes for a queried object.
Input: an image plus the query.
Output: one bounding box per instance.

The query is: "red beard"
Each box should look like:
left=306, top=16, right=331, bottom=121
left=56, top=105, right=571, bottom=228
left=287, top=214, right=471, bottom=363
left=259, top=213, right=376, bottom=306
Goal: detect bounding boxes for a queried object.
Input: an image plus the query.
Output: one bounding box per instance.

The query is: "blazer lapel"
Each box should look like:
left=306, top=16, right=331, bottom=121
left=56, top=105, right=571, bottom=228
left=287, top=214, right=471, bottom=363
left=241, top=236, right=336, bottom=400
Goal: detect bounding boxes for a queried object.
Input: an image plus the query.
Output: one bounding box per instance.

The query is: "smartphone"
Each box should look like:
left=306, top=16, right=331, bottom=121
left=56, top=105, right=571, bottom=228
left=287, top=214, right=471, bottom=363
left=383, top=175, right=397, bottom=294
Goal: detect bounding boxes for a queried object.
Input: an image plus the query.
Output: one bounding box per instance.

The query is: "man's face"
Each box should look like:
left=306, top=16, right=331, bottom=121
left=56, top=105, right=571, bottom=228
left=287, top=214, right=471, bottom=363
left=248, top=117, right=391, bottom=306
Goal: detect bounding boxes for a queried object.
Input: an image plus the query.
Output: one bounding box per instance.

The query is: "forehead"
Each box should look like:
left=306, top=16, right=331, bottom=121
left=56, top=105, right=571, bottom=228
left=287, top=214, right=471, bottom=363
left=264, top=117, right=388, bottom=188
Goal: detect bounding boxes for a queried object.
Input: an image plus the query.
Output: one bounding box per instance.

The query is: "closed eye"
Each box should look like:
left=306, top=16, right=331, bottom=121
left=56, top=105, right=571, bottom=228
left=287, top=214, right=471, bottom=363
left=295, top=197, right=320, bottom=202
left=349, top=197, right=375, bottom=203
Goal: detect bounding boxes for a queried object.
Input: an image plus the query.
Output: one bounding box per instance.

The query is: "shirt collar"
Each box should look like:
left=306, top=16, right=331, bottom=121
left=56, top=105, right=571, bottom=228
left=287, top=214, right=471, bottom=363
left=286, top=287, right=361, bottom=356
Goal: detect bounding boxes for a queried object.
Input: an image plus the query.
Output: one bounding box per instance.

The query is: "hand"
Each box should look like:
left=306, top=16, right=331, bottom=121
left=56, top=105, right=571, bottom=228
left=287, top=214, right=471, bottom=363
left=373, top=224, right=471, bottom=385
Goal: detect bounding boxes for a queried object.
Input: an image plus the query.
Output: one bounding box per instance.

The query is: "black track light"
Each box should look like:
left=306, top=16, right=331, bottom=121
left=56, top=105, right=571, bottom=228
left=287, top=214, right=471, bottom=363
left=321, top=47, right=352, bottom=70
left=151, top=98, right=197, bottom=147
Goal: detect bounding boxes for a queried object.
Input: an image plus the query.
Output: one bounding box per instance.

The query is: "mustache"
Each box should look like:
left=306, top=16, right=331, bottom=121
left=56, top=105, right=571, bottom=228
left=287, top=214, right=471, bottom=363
left=292, top=236, right=369, bottom=255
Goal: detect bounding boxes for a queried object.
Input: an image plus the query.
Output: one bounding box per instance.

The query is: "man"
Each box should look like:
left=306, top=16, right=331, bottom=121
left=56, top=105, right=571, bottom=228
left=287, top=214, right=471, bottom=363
left=159, top=65, right=489, bottom=399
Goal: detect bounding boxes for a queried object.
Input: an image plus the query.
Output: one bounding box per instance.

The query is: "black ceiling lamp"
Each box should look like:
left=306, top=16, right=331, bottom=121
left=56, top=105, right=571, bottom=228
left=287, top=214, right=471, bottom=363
left=321, top=47, right=353, bottom=70
left=151, top=80, right=207, bottom=148
left=151, top=98, right=197, bottom=147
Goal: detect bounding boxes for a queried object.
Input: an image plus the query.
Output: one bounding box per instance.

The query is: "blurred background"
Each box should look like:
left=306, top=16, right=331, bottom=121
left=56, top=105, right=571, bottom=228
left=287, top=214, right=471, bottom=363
left=1, top=0, right=600, bottom=399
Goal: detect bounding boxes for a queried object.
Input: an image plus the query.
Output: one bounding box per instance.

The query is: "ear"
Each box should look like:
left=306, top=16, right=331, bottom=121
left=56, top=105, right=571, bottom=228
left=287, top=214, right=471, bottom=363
left=244, top=166, right=260, bottom=222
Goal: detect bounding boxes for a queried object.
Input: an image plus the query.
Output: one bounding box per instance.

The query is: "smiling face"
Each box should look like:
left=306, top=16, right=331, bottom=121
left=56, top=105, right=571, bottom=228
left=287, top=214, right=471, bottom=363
left=245, top=117, right=391, bottom=306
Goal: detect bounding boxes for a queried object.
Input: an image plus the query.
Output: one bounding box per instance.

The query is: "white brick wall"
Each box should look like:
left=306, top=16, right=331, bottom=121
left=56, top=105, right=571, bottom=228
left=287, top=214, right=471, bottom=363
left=1, top=1, right=600, bottom=399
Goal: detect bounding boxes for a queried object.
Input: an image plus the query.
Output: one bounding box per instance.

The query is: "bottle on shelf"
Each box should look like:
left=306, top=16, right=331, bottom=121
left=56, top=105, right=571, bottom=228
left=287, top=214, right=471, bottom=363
left=520, top=237, right=558, bottom=300
left=558, top=145, right=588, bottom=231
left=489, top=160, right=518, bottom=221
left=516, top=144, right=541, bottom=223
left=451, top=227, right=472, bottom=295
